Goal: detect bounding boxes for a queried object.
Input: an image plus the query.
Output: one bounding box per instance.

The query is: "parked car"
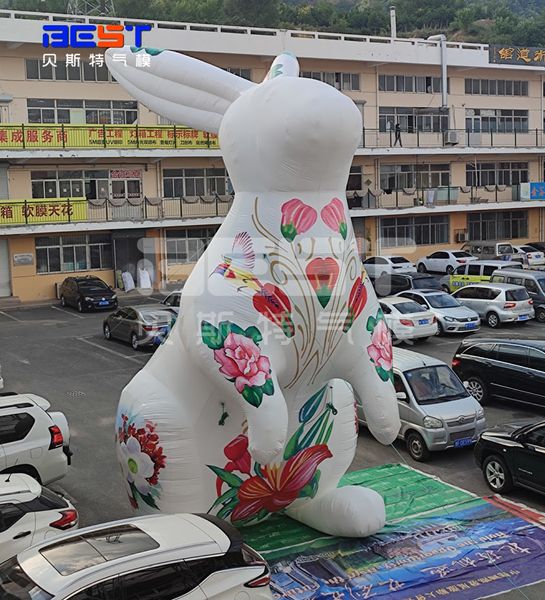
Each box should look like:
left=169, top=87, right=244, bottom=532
left=461, top=240, right=515, bottom=261
left=452, top=283, right=534, bottom=328
left=361, top=255, right=416, bottom=279
left=373, top=272, right=442, bottom=298
left=59, top=276, right=117, bottom=313
left=490, top=268, right=545, bottom=322
left=452, top=337, right=545, bottom=408
left=379, top=297, right=437, bottom=342
left=0, top=473, right=78, bottom=564
left=396, top=290, right=480, bottom=335
left=0, top=363, right=3, bottom=390
left=474, top=420, right=545, bottom=494
left=513, top=244, right=545, bottom=267
left=104, top=306, right=176, bottom=350
left=357, top=348, right=486, bottom=461
left=0, top=392, right=71, bottom=484
left=416, top=250, right=477, bottom=274
left=0, top=513, right=272, bottom=600
left=440, top=260, right=522, bottom=293
left=160, top=290, right=182, bottom=314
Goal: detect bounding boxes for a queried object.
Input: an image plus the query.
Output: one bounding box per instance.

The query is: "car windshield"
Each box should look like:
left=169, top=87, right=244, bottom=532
left=405, top=366, right=467, bottom=404
left=78, top=281, right=109, bottom=292
left=426, top=294, right=460, bottom=309
left=452, top=252, right=472, bottom=258
left=414, top=277, right=440, bottom=289
left=393, top=301, right=424, bottom=314
left=0, top=557, right=52, bottom=600
left=390, top=257, right=410, bottom=264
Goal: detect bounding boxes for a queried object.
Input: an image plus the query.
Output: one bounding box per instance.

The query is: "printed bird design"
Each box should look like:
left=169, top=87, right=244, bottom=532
left=212, top=232, right=263, bottom=291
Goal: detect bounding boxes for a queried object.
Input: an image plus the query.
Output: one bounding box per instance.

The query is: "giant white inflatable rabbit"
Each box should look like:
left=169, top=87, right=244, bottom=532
left=106, top=47, right=400, bottom=537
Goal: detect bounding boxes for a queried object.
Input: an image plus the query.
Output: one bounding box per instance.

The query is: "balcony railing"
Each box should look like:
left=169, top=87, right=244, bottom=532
left=347, top=184, right=523, bottom=210
left=362, top=128, right=545, bottom=150
left=0, top=195, right=233, bottom=227
left=0, top=124, right=218, bottom=150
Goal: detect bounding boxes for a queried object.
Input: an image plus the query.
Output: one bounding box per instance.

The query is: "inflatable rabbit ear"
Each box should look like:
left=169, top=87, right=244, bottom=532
left=262, top=52, right=300, bottom=81
left=105, top=47, right=255, bottom=133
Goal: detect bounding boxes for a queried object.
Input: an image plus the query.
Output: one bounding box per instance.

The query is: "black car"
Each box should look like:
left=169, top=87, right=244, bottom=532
left=474, top=420, right=545, bottom=494
left=527, top=242, right=545, bottom=253
left=373, top=272, right=442, bottom=298
left=452, top=337, right=545, bottom=408
left=59, top=276, right=117, bottom=312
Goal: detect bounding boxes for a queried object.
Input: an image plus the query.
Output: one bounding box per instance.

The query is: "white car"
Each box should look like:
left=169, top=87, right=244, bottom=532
left=379, top=297, right=438, bottom=342
left=0, top=513, right=272, bottom=600
left=513, top=245, right=545, bottom=266
left=160, top=290, right=182, bottom=314
left=0, top=364, right=3, bottom=390
left=0, top=473, right=78, bottom=564
left=362, top=255, right=416, bottom=279
left=416, top=251, right=477, bottom=274
left=0, top=393, right=71, bottom=485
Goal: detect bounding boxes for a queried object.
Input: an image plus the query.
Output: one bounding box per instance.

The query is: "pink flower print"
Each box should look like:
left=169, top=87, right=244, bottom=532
left=281, top=198, right=317, bottom=242
left=321, top=197, right=347, bottom=239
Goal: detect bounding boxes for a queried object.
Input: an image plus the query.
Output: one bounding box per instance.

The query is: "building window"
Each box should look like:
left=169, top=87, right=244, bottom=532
left=468, top=210, right=528, bottom=241
left=26, top=58, right=115, bottom=82
left=301, top=71, right=360, bottom=91
left=224, top=67, right=252, bottom=81
left=27, top=99, right=137, bottom=124
left=465, top=78, right=528, bottom=96
left=31, top=170, right=85, bottom=199
left=465, top=162, right=528, bottom=187
left=465, top=109, right=528, bottom=133
left=162, top=168, right=230, bottom=197
left=379, top=107, right=448, bottom=132
left=347, top=166, right=362, bottom=191
left=379, top=74, right=445, bottom=94
left=36, top=234, right=113, bottom=274
left=166, top=228, right=217, bottom=264
left=380, top=215, right=449, bottom=247
left=380, top=164, right=450, bottom=190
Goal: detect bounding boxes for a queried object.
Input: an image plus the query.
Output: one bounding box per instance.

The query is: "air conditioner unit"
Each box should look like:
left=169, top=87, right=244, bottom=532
left=456, top=232, right=468, bottom=243
left=443, top=130, right=459, bottom=145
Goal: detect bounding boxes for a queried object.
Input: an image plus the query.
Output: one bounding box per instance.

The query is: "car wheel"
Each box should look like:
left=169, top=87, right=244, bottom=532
left=103, top=324, right=112, bottom=340
left=435, top=321, right=444, bottom=336
left=446, top=265, right=454, bottom=275
left=406, top=431, right=430, bottom=462
left=60, top=295, right=66, bottom=307
left=77, top=299, right=84, bottom=313
left=466, top=375, right=488, bottom=404
left=536, top=307, right=545, bottom=323
left=417, top=263, right=427, bottom=273
left=483, top=455, right=513, bottom=493
left=130, top=332, right=139, bottom=351
left=486, top=311, right=500, bottom=328
left=441, top=284, right=450, bottom=293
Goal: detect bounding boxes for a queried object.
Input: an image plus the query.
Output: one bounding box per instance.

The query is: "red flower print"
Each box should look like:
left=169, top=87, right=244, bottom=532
left=321, top=198, right=347, bottom=239
left=253, top=284, right=295, bottom=338
left=231, top=444, right=332, bottom=523
left=281, top=199, right=317, bottom=242
left=305, top=258, right=339, bottom=308
left=216, top=434, right=252, bottom=496
left=343, top=275, right=368, bottom=332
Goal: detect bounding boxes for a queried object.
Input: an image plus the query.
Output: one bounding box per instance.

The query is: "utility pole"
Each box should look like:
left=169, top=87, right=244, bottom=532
left=66, top=0, right=116, bottom=17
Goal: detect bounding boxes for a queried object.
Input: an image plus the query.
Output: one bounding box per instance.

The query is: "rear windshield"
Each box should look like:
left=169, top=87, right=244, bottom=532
left=0, top=557, right=52, bottom=600
left=426, top=294, right=460, bottom=309
left=452, top=252, right=472, bottom=258
left=394, top=301, right=424, bottom=314
left=506, top=288, right=530, bottom=301
left=413, top=277, right=440, bottom=289
left=390, top=257, right=410, bottom=264
left=140, top=311, right=172, bottom=325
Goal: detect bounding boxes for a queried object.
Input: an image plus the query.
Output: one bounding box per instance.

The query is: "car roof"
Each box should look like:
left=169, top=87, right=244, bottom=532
left=393, top=348, right=443, bottom=370
left=405, top=289, right=445, bottom=296
left=455, top=282, right=523, bottom=290
left=0, top=392, right=50, bottom=411
left=491, top=269, right=539, bottom=276
left=380, top=296, right=422, bottom=306
left=471, top=260, right=519, bottom=266
left=459, top=337, right=545, bottom=351
left=0, top=473, right=41, bottom=501
left=18, top=514, right=234, bottom=594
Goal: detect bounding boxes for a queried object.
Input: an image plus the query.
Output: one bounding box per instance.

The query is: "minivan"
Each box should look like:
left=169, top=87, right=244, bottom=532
left=441, top=260, right=522, bottom=293
left=357, top=348, right=486, bottom=461
left=461, top=241, right=515, bottom=260
left=490, top=269, right=545, bottom=322
left=452, top=283, right=534, bottom=328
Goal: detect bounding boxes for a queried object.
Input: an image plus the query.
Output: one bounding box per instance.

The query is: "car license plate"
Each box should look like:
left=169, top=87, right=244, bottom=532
left=518, top=314, right=529, bottom=321
left=464, top=322, right=477, bottom=330
left=99, top=300, right=109, bottom=306
left=418, top=319, right=429, bottom=325
left=454, top=438, right=473, bottom=448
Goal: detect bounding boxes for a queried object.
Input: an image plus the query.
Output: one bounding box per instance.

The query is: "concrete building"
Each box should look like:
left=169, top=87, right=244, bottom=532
left=0, top=8, right=544, bottom=301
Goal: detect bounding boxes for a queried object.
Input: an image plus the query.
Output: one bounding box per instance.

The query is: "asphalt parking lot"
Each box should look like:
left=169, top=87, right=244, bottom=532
left=1, top=299, right=545, bottom=535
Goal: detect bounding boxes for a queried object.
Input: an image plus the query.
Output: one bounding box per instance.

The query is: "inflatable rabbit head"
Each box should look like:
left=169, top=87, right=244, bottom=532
left=105, top=49, right=361, bottom=193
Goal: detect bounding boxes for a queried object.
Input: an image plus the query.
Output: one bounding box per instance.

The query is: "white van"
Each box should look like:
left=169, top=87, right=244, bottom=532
left=357, top=348, right=486, bottom=461
left=461, top=241, right=515, bottom=260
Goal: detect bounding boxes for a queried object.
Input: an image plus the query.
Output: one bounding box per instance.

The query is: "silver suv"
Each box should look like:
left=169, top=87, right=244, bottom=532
left=452, top=283, right=534, bottom=328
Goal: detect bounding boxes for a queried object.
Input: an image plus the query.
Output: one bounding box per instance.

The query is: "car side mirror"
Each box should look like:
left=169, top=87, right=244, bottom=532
left=396, top=391, right=408, bottom=401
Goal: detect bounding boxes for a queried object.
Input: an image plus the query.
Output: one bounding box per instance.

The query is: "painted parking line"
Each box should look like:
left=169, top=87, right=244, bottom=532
left=51, top=305, right=85, bottom=319
left=76, top=336, right=146, bottom=364
left=0, top=310, right=23, bottom=322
